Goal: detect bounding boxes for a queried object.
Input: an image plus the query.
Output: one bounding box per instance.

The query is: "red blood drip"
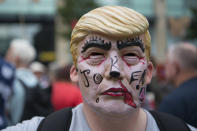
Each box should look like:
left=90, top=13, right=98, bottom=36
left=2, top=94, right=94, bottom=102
left=119, top=81, right=137, bottom=108
left=140, top=57, right=145, bottom=65
left=124, top=93, right=137, bottom=108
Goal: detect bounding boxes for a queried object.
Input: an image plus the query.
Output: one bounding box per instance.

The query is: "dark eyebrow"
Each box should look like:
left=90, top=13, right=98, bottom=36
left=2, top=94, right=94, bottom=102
left=81, top=40, right=111, bottom=53
left=117, top=38, right=145, bottom=52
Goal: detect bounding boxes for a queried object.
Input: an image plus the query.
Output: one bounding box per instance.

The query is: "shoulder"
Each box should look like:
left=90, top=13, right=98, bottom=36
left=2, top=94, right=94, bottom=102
left=2, top=116, right=44, bottom=131
left=187, top=124, right=197, bottom=131
left=159, top=87, right=185, bottom=107
left=149, top=110, right=195, bottom=131
left=37, top=107, right=73, bottom=131
left=16, top=68, right=38, bottom=87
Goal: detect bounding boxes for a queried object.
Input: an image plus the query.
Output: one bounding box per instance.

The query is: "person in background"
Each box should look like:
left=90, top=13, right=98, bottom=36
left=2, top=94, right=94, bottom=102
left=159, top=42, right=197, bottom=128
left=2, top=6, right=197, bottom=131
left=51, top=64, right=82, bottom=111
left=30, top=61, right=50, bottom=89
left=29, top=61, right=54, bottom=118
left=5, top=39, right=38, bottom=125
left=0, top=58, right=15, bottom=129
left=146, top=56, right=173, bottom=109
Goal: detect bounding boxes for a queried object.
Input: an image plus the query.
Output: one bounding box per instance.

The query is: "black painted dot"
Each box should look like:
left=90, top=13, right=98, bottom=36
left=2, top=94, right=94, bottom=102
left=96, top=97, right=99, bottom=103
left=136, top=85, right=140, bottom=90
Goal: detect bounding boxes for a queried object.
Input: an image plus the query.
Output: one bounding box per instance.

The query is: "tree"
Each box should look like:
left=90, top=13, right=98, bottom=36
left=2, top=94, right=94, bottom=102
left=185, top=8, right=197, bottom=40
left=58, top=0, right=99, bottom=38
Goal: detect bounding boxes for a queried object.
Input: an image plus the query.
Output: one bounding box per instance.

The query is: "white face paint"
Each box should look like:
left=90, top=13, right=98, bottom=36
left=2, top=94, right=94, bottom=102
left=76, top=34, right=149, bottom=114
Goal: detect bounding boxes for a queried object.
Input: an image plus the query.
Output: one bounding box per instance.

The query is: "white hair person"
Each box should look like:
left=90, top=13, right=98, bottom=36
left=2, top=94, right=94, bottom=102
left=6, top=39, right=36, bottom=67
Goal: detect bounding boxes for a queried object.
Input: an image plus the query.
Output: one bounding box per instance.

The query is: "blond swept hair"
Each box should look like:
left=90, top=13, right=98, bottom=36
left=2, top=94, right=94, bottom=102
left=70, top=6, right=151, bottom=66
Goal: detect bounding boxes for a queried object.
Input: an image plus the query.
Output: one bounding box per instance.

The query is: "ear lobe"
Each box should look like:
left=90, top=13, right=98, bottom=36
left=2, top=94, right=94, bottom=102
left=70, top=65, right=78, bottom=83
left=145, top=61, right=153, bottom=85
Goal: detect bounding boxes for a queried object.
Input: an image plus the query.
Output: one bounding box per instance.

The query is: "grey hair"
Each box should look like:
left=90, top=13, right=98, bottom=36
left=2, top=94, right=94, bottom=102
left=10, top=39, right=36, bottom=65
left=168, top=42, right=197, bottom=71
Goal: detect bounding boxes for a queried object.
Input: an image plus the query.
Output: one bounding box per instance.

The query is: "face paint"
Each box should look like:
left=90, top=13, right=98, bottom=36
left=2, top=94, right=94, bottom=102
left=76, top=34, right=148, bottom=114
left=139, top=70, right=146, bottom=85
left=136, top=85, right=140, bottom=90
left=96, top=97, right=100, bottom=103
left=93, top=73, right=103, bottom=84
left=129, top=71, right=142, bottom=84
left=80, top=69, right=90, bottom=87
left=110, top=56, right=121, bottom=78
left=81, top=36, right=111, bottom=53
left=119, top=81, right=137, bottom=108
left=140, top=57, right=146, bottom=65
left=117, top=36, right=145, bottom=52
left=139, top=87, right=146, bottom=102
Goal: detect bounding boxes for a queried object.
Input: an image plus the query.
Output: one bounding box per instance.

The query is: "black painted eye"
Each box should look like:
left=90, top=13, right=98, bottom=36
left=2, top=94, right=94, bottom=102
left=90, top=52, right=103, bottom=56
left=124, top=53, right=136, bottom=56
left=122, top=53, right=139, bottom=65
left=87, top=52, right=105, bottom=65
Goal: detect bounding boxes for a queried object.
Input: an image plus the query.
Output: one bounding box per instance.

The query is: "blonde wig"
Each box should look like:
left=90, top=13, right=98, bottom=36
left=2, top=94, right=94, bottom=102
left=70, top=6, right=151, bottom=66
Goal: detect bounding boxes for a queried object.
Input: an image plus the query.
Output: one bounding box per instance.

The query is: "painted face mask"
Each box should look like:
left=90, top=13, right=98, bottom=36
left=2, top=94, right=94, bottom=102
left=75, top=34, right=149, bottom=114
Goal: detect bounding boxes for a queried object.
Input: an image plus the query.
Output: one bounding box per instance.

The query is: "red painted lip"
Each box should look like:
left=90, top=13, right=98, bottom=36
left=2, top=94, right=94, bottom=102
left=101, top=82, right=137, bottom=108
left=102, top=88, right=127, bottom=96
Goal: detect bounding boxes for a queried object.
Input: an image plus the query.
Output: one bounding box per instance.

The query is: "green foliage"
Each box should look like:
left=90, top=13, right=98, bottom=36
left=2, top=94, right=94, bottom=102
left=58, top=0, right=99, bottom=38
left=185, top=8, right=197, bottom=40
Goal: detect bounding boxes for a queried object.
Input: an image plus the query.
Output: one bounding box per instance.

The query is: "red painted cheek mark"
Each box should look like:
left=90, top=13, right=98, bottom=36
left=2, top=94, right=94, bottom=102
left=79, top=56, right=89, bottom=63
left=97, top=58, right=106, bottom=66
left=139, top=57, right=145, bottom=65
left=121, top=56, right=146, bottom=67
left=121, top=56, right=131, bottom=67
left=139, top=88, right=146, bottom=102
left=79, top=56, right=106, bottom=66
left=119, top=81, right=137, bottom=108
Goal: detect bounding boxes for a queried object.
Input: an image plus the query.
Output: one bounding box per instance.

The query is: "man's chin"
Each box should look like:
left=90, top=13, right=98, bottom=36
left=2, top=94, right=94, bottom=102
left=88, top=101, right=138, bottom=117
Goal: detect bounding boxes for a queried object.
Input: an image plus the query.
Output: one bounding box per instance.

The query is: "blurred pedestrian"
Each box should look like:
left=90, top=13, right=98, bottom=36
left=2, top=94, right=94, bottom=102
left=29, top=61, right=54, bottom=118
left=5, top=39, right=38, bottom=124
left=0, top=58, right=15, bottom=129
left=51, top=64, right=82, bottom=111
left=147, top=56, right=173, bottom=109
left=159, top=42, right=197, bottom=128
left=30, top=61, right=50, bottom=89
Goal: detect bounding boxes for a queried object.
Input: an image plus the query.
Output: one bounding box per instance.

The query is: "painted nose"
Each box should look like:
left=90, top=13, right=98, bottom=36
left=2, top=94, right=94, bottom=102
left=109, top=56, right=121, bottom=79
left=110, top=71, right=120, bottom=78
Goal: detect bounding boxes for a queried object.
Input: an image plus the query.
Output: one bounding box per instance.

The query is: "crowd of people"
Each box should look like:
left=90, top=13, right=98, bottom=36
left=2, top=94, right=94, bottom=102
left=0, top=39, right=82, bottom=130
left=158, top=43, right=197, bottom=128
left=0, top=5, right=197, bottom=131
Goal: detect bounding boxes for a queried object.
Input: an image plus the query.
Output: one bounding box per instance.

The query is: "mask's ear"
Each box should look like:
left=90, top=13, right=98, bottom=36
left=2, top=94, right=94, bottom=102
left=70, top=65, right=78, bottom=83
left=145, top=61, right=153, bottom=85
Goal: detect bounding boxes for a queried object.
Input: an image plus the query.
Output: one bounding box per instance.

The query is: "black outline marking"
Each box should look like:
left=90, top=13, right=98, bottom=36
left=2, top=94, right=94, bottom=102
left=117, top=36, right=144, bottom=52
left=96, top=97, right=99, bottom=103
left=93, top=73, right=103, bottom=84
left=110, top=56, right=119, bottom=71
left=81, top=37, right=111, bottom=53
left=136, top=85, right=140, bottom=90
left=129, top=71, right=142, bottom=84
left=139, top=70, right=146, bottom=85
left=110, top=56, right=121, bottom=78
left=80, top=69, right=90, bottom=87
left=110, top=71, right=120, bottom=78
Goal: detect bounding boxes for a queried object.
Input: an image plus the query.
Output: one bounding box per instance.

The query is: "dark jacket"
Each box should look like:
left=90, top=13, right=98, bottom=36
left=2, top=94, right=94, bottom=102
left=159, top=77, right=197, bottom=128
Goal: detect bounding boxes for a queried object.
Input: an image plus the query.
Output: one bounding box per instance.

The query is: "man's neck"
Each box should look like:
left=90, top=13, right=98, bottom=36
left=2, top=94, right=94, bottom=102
left=82, top=103, right=147, bottom=131
left=175, top=71, right=197, bottom=87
